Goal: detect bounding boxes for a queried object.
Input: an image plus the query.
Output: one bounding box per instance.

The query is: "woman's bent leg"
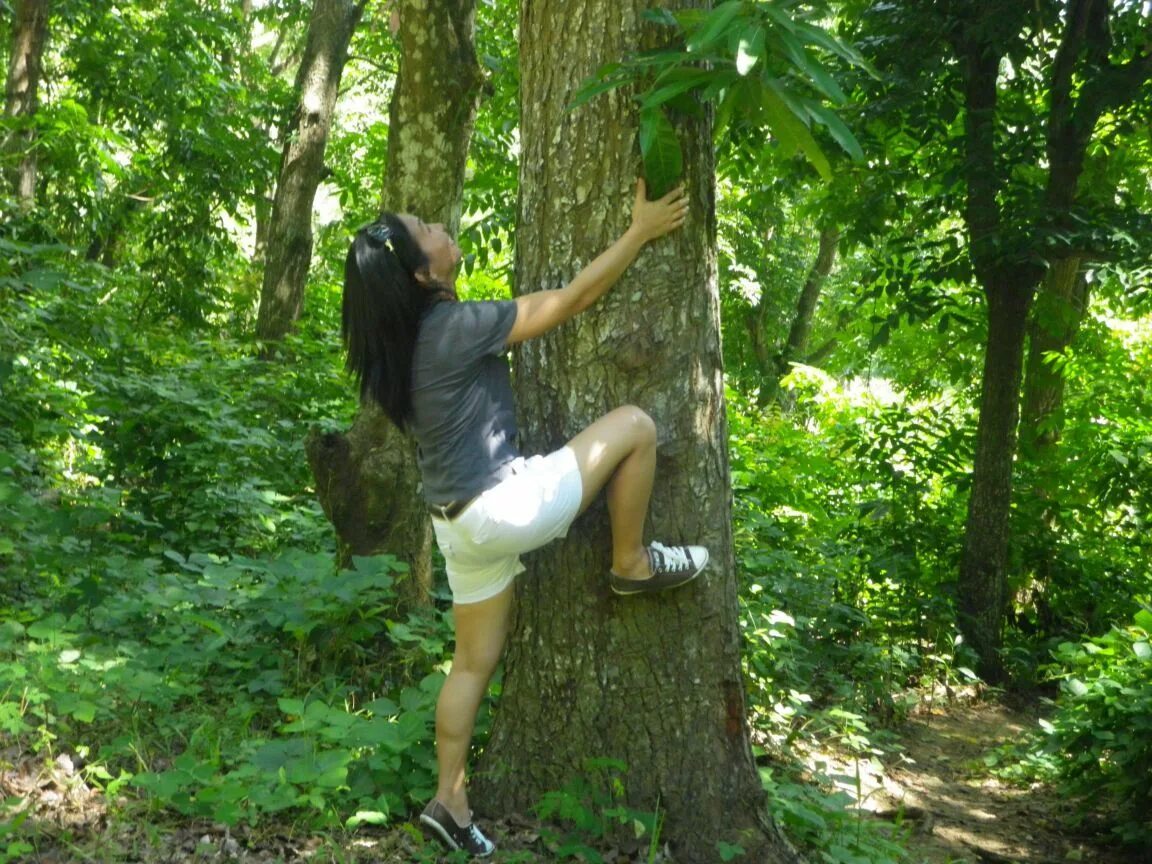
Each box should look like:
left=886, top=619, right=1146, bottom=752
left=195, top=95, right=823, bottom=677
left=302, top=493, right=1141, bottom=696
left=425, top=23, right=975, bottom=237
left=434, top=583, right=514, bottom=825
left=565, top=405, right=655, bottom=580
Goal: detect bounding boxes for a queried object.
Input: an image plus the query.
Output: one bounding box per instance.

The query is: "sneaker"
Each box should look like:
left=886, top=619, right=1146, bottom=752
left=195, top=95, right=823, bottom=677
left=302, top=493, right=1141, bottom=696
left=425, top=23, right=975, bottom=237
left=609, top=542, right=709, bottom=595
left=419, top=799, right=496, bottom=858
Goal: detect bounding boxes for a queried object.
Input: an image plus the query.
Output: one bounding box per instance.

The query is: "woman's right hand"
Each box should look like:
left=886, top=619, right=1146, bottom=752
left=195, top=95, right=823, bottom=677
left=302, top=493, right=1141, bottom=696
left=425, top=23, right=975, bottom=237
left=629, top=179, right=689, bottom=243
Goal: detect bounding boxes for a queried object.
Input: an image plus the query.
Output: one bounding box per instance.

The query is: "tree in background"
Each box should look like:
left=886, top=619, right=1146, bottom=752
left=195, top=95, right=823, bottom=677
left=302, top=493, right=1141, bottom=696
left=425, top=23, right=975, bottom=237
left=474, top=2, right=797, bottom=859
left=256, top=0, right=364, bottom=343
left=307, top=0, right=484, bottom=601
left=848, top=0, right=1152, bottom=681
left=954, top=0, right=1150, bottom=681
left=6, top=0, right=289, bottom=320
left=767, top=223, right=841, bottom=404
left=2, top=0, right=50, bottom=212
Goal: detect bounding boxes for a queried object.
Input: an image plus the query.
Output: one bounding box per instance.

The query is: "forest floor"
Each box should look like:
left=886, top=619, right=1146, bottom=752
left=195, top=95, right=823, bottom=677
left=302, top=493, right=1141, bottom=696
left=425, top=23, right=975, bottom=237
left=3, top=698, right=1142, bottom=864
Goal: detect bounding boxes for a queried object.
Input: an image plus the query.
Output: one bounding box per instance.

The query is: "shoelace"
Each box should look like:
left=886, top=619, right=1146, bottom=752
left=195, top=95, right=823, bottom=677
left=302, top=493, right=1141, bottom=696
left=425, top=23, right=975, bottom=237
left=650, top=542, right=692, bottom=574
left=466, top=823, right=492, bottom=852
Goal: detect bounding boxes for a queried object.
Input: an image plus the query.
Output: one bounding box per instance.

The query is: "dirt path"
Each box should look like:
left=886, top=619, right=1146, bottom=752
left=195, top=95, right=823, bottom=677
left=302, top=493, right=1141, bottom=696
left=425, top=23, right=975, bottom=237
left=822, top=701, right=1139, bottom=864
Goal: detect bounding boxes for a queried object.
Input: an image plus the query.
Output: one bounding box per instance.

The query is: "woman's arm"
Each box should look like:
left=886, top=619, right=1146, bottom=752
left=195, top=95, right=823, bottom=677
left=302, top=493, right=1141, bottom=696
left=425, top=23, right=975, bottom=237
left=507, top=180, right=688, bottom=345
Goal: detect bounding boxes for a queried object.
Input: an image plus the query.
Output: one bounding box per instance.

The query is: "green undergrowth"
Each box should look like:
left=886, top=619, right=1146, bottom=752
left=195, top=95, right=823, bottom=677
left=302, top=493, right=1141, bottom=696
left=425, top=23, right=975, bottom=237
left=986, top=603, right=1152, bottom=848
left=0, top=547, right=464, bottom=833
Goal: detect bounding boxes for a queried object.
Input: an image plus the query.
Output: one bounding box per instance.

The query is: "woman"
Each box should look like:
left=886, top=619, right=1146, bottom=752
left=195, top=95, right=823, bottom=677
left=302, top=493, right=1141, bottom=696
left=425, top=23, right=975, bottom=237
left=341, top=179, right=708, bottom=857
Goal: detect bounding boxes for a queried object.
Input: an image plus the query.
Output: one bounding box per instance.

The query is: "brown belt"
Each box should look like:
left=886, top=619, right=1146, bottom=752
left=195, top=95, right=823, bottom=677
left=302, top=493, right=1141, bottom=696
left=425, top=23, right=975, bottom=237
left=428, top=496, right=477, bottom=521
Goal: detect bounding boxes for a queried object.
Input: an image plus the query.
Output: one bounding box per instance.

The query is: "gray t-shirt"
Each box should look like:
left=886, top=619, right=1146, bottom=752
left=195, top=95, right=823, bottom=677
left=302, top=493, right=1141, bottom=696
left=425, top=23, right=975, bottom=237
left=409, top=299, right=520, bottom=505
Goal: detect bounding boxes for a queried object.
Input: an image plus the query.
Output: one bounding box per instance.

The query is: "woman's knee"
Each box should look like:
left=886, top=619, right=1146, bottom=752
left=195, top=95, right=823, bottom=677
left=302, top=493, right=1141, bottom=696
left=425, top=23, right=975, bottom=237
left=452, top=642, right=503, bottom=680
left=449, top=589, right=512, bottom=679
left=615, top=404, right=656, bottom=447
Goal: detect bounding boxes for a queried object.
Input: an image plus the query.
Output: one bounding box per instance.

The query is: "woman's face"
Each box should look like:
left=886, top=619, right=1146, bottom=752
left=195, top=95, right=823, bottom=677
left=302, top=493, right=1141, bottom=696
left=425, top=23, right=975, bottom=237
left=398, top=214, right=461, bottom=287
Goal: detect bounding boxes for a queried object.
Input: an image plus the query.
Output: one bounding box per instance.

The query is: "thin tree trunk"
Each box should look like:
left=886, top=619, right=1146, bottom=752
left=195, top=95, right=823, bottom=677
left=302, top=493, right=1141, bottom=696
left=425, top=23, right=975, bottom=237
left=1021, top=259, right=1089, bottom=461
left=782, top=226, right=840, bottom=365
left=255, top=0, right=363, bottom=343
left=474, top=2, right=796, bottom=860
left=954, top=38, right=1041, bottom=683
left=1015, top=258, right=1089, bottom=635
left=958, top=278, right=1033, bottom=683
left=767, top=224, right=840, bottom=406
left=305, top=0, right=483, bottom=606
left=3, top=0, right=50, bottom=212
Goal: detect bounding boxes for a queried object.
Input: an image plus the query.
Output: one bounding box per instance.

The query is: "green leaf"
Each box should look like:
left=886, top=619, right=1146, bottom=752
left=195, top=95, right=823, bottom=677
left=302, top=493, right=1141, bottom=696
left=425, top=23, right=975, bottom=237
left=1133, top=641, right=1151, bottom=661
left=66, top=699, right=98, bottom=723
left=761, top=80, right=831, bottom=180
left=806, top=103, right=864, bottom=162
left=345, top=717, right=401, bottom=749
left=569, top=64, right=631, bottom=111
left=250, top=739, right=312, bottom=774
left=640, top=68, right=712, bottom=110
left=713, top=79, right=747, bottom=140
left=1134, top=609, right=1152, bottom=632
left=769, top=28, right=846, bottom=103
left=277, top=697, right=306, bottom=717
left=736, top=23, right=767, bottom=75
left=641, top=8, right=680, bottom=28
left=686, top=1, right=744, bottom=53
left=346, top=809, right=389, bottom=828
left=639, top=107, right=683, bottom=198
left=793, top=19, right=875, bottom=73
left=362, top=697, right=399, bottom=717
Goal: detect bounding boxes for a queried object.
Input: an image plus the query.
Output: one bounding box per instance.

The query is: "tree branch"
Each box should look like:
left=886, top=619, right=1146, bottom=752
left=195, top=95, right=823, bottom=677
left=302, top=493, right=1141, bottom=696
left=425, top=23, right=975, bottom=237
left=1045, top=0, right=1111, bottom=210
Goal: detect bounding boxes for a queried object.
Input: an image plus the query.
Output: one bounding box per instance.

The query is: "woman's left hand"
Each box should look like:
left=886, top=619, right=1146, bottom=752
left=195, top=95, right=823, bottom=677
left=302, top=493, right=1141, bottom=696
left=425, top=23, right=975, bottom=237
left=629, top=179, right=689, bottom=243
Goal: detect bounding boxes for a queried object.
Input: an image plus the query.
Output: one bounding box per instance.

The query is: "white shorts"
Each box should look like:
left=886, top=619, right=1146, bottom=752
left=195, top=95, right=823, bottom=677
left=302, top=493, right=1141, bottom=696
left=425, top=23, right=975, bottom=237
left=430, top=447, right=584, bottom=605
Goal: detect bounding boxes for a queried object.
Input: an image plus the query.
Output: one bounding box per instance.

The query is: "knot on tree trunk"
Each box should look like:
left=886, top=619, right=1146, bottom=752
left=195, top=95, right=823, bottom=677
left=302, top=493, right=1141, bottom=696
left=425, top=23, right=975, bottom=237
left=304, top=415, right=432, bottom=605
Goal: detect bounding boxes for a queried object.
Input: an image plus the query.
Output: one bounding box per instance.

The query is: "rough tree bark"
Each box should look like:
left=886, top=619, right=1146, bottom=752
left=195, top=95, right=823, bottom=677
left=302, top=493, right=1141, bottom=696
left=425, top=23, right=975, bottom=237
left=255, top=0, right=363, bottom=343
left=954, top=0, right=1151, bottom=681
left=3, top=0, right=50, bottom=212
left=474, top=2, right=797, bottom=860
left=305, top=0, right=482, bottom=602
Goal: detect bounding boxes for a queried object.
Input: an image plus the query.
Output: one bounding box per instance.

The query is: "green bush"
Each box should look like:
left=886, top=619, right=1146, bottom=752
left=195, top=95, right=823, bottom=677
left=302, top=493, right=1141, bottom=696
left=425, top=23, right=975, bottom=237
left=0, top=549, right=456, bottom=830
left=1037, top=605, right=1152, bottom=846
left=0, top=238, right=351, bottom=561
left=729, top=374, right=971, bottom=730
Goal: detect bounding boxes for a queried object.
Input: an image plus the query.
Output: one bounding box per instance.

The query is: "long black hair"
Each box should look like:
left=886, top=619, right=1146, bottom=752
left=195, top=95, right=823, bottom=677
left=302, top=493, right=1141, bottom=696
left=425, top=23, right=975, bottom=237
left=341, top=213, right=448, bottom=428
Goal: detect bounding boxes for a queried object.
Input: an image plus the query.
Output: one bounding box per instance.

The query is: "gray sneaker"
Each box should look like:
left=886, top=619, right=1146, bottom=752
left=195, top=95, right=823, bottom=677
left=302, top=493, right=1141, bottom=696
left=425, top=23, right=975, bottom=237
left=610, top=542, right=709, bottom=595
left=419, top=799, right=495, bottom=858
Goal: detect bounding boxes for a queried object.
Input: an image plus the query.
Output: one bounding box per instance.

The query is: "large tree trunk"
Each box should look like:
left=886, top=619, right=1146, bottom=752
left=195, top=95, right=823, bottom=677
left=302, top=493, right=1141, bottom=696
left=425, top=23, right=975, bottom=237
left=255, top=0, right=363, bottom=343
left=958, top=278, right=1033, bottom=683
left=3, top=0, right=50, bottom=212
left=305, top=0, right=483, bottom=604
left=475, top=3, right=795, bottom=860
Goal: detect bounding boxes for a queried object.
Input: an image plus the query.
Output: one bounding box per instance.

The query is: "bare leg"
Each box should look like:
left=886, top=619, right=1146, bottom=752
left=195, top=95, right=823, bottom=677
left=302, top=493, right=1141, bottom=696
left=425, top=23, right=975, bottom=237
left=434, top=583, right=514, bottom=825
left=565, top=405, right=656, bottom=580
